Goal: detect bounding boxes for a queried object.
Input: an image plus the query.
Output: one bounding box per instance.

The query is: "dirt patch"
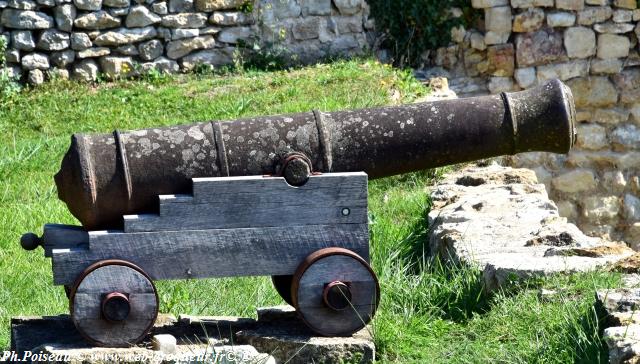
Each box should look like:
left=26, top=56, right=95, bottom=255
left=613, top=253, right=640, bottom=274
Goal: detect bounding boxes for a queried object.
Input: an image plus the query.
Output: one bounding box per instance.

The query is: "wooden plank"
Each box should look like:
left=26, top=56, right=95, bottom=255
left=51, top=224, right=369, bottom=286
left=42, top=224, right=89, bottom=258
left=189, top=173, right=368, bottom=206
left=126, top=204, right=367, bottom=232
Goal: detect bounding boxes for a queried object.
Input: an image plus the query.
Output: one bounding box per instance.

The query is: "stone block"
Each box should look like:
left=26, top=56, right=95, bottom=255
left=484, top=30, right=511, bottom=45
left=515, top=27, right=565, bottom=67
left=151, top=334, right=176, bottom=354
left=552, top=169, right=597, bottom=192
left=613, top=9, right=633, bottom=22
left=161, top=13, right=208, bottom=28
left=166, top=35, right=214, bottom=59
left=50, top=49, right=75, bottom=67
left=557, top=0, right=585, bottom=10
left=292, top=17, right=321, bottom=40
left=512, top=7, right=545, bottom=32
left=581, top=195, right=620, bottom=223
left=614, top=0, right=637, bottom=9
left=564, top=26, right=596, bottom=58
left=27, top=68, right=43, bottom=84
left=93, top=26, right=157, bottom=46
left=511, top=0, right=554, bottom=8
left=37, top=29, right=70, bottom=51
left=485, top=6, right=512, bottom=32
left=194, top=0, right=242, bottom=12
left=53, top=4, right=76, bottom=32
left=171, top=28, right=198, bottom=39
left=71, top=32, right=92, bottom=50
left=591, top=58, right=624, bottom=74
left=169, top=0, right=192, bottom=12
left=487, top=43, right=514, bottom=76
left=594, top=108, right=630, bottom=124
left=472, top=0, right=508, bottom=7
left=152, top=2, right=168, bottom=14
left=594, top=22, right=635, bottom=33
left=74, top=0, right=101, bottom=11
left=1, top=9, right=54, bottom=29
left=103, top=0, right=128, bottom=7
left=624, top=193, right=640, bottom=220
left=469, top=31, right=487, bottom=50
left=138, top=39, right=162, bottom=60
left=180, top=47, right=233, bottom=70
left=77, top=46, right=110, bottom=58
left=597, top=33, right=630, bottom=59
left=209, top=11, right=251, bottom=25
left=333, top=0, right=362, bottom=15
left=11, top=30, right=35, bottom=50
left=74, top=11, right=121, bottom=30
left=567, top=76, right=618, bottom=108
left=127, top=6, right=162, bottom=27
left=300, top=0, right=330, bottom=16
left=577, top=6, right=613, bottom=25
left=217, top=26, right=251, bottom=43
left=99, top=55, right=136, bottom=78
left=487, top=76, right=516, bottom=93
left=514, top=67, right=536, bottom=88
left=21, top=52, right=49, bottom=69
left=577, top=123, right=608, bottom=150
left=603, top=171, right=627, bottom=193
left=546, top=11, right=576, bottom=27
left=612, top=124, right=640, bottom=150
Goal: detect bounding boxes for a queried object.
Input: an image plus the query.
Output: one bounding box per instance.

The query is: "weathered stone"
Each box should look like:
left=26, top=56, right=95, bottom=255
left=469, top=31, right=486, bottom=50
left=27, top=68, right=43, bottom=84
left=333, top=0, right=362, bottom=15
left=73, top=0, right=101, bottom=11
left=5, top=48, right=20, bottom=63
left=50, top=49, right=75, bottom=67
left=556, top=200, right=578, bottom=220
left=511, top=0, right=554, bottom=7
left=180, top=47, right=232, bottom=69
left=428, top=164, right=632, bottom=292
left=624, top=193, right=640, bottom=221
left=628, top=224, right=640, bottom=248
left=514, top=67, right=536, bottom=88
left=100, top=55, right=136, bottom=78
left=1, top=10, right=54, bottom=29
left=335, top=15, right=363, bottom=34
left=552, top=169, right=597, bottom=192
left=74, top=11, right=121, bottom=30
left=613, top=9, right=633, bottom=22
left=564, top=26, right=596, bottom=58
left=512, top=7, right=544, bottom=32
left=77, top=46, right=110, bottom=58
left=49, top=67, right=70, bottom=80
left=115, top=44, right=138, bottom=55
left=471, top=0, right=508, bottom=7
left=21, top=52, right=49, bottom=69
left=515, top=28, right=565, bottom=67
left=209, top=11, right=251, bottom=25
left=591, top=58, right=624, bottom=74
left=37, top=30, right=70, bottom=51
left=71, top=32, right=91, bottom=50
left=576, top=123, right=608, bottom=150
left=300, top=0, right=330, bottom=16
left=94, top=26, right=157, bottom=46
left=108, top=7, right=128, bottom=16
left=140, top=56, right=178, bottom=73
left=594, top=108, right=630, bottom=124
left=292, top=17, right=320, bottom=40
left=540, top=61, right=589, bottom=83
left=37, top=0, right=56, bottom=6
left=487, top=43, right=514, bottom=76
left=487, top=76, right=515, bottom=93
left=166, top=34, right=214, bottom=58
left=567, top=76, right=618, bottom=107
left=161, top=12, right=207, bottom=27
left=603, top=171, right=627, bottom=193
left=612, top=124, right=640, bottom=150
left=556, top=0, right=585, bottom=10
left=138, top=39, right=162, bottom=60
left=484, top=31, right=511, bottom=45
left=169, top=0, right=192, bottom=12
left=152, top=2, right=168, bottom=14
left=194, top=0, right=242, bottom=12
left=151, top=334, right=176, bottom=354
left=579, top=6, right=614, bottom=27
left=614, top=0, right=637, bottom=9
left=217, top=26, right=251, bottom=43
left=594, top=21, right=635, bottom=33
left=199, top=26, right=219, bottom=35
left=103, top=0, right=128, bottom=6
left=11, top=30, right=35, bottom=50
left=126, top=5, right=161, bottom=27
left=598, top=33, right=630, bottom=59
left=613, top=69, right=640, bottom=104
left=546, top=11, right=576, bottom=27
left=53, top=4, right=76, bottom=32
left=8, top=0, right=36, bottom=10
left=450, top=25, right=466, bottom=43
left=582, top=196, right=620, bottom=223
left=171, top=28, right=198, bottom=39
left=485, top=6, right=512, bottom=32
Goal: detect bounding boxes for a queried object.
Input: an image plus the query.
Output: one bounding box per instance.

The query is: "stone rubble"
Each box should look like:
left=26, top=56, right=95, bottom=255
left=428, top=164, right=634, bottom=291
left=11, top=307, right=374, bottom=363
left=0, top=0, right=371, bottom=84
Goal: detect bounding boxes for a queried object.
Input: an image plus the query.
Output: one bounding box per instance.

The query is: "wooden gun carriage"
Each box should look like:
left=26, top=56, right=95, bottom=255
left=21, top=80, right=577, bottom=347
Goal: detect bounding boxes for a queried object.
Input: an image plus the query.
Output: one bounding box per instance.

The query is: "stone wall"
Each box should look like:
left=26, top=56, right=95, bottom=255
left=424, top=0, right=640, bottom=248
left=0, top=0, right=371, bottom=84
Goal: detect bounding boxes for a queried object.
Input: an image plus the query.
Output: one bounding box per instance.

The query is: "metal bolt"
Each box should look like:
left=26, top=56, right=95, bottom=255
left=341, top=208, right=350, bottom=216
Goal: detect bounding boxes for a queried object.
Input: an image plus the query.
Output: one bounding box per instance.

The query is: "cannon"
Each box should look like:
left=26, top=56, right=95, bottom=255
left=21, top=79, right=576, bottom=347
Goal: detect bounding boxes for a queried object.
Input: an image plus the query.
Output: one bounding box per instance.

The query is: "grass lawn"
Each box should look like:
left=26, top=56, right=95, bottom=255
left=0, top=59, right=621, bottom=363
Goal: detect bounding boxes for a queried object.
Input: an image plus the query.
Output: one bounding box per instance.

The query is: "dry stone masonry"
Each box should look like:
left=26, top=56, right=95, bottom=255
left=0, top=0, right=371, bottom=83
left=425, top=0, right=640, bottom=251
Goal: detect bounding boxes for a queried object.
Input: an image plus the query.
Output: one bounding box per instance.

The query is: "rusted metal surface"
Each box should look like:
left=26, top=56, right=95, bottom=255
left=55, top=79, right=576, bottom=229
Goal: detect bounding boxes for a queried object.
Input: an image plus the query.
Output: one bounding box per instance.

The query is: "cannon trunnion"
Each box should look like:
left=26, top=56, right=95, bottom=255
left=21, top=80, right=577, bottom=347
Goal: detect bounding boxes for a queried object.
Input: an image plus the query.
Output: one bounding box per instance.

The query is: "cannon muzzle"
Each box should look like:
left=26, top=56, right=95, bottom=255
left=55, top=79, right=576, bottom=230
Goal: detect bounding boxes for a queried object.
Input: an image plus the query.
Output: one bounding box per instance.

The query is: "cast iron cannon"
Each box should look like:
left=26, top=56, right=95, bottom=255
left=21, top=79, right=576, bottom=347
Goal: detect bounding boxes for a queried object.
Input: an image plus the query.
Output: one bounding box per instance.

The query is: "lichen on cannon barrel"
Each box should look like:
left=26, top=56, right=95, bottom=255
left=55, top=79, right=576, bottom=230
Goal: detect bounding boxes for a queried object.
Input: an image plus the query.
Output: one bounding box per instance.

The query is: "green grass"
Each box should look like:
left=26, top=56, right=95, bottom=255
left=0, top=59, right=619, bottom=363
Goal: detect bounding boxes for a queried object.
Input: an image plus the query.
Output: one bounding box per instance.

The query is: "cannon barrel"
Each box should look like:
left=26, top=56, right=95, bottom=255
left=55, top=79, right=576, bottom=230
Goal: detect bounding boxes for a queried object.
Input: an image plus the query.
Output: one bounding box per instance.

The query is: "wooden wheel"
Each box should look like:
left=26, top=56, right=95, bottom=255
left=271, top=275, right=294, bottom=306
left=291, top=247, right=380, bottom=337
left=69, top=259, right=158, bottom=347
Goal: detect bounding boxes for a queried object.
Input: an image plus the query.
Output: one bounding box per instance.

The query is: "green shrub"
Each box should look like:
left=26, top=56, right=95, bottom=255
left=368, top=0, right=479, bottom=67
left=0, top=36, right=21, bottom=101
